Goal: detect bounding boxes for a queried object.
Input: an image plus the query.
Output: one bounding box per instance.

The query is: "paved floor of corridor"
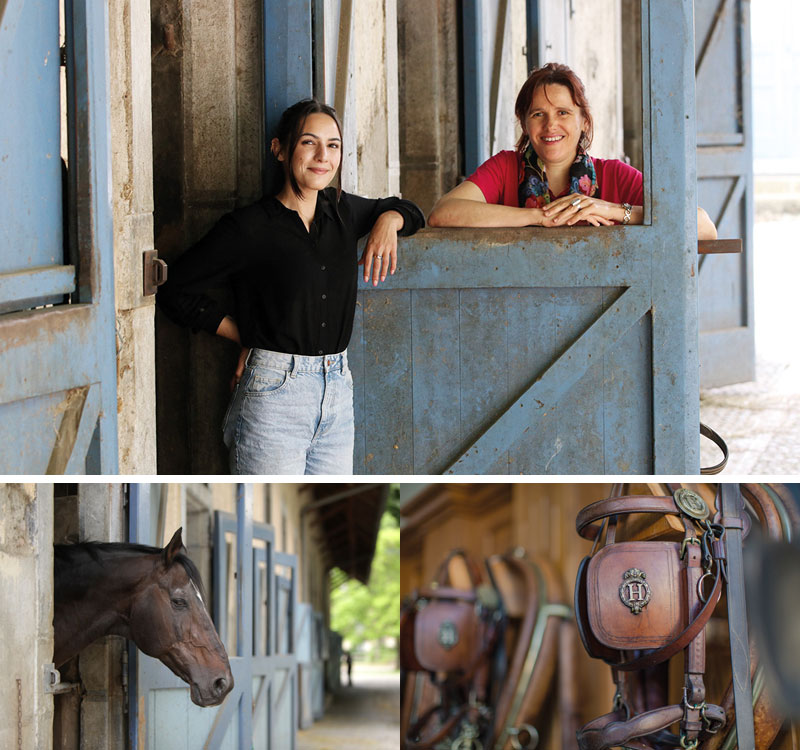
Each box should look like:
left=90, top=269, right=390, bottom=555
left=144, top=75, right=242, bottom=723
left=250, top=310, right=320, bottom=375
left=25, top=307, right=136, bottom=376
left=699, top=213, right=800, bottom=475
left=297, top=665, right=399, bottom=750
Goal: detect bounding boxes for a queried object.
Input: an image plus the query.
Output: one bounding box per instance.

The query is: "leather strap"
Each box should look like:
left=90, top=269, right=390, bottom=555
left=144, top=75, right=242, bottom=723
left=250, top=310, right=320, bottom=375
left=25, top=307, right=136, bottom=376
left=435, top=549, right=484, bottom=588
left=576, top=705, right=683, bottom=750
left=719, top=483, right=756, bottom=749
left=490, top=554, right=568, bottom=750
left=417, top=586, right=477, bottom=603
left=576, top=496, right=679, bottom=539
left=576, top=703, right=726, bottom=750
left=700, top=423, right=729, bottom=475
left=406, top=702, right=468, bottom=750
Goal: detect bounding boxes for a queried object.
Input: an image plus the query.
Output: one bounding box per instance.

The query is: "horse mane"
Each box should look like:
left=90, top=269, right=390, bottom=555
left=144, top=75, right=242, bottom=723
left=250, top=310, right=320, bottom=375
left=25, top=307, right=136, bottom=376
left=55, top=541, right=208, bottom=602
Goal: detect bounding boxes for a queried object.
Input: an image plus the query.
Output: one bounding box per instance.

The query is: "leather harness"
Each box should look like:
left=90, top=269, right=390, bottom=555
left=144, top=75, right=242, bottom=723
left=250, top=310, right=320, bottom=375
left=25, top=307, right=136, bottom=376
left=574, top=484, right=744, bottom=750
left=402, top=549, right=572, bottom=750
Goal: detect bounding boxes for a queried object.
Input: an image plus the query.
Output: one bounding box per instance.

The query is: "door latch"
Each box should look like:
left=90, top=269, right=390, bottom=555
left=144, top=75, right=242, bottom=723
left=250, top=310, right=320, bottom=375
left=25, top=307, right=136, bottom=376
left=143, top=250, right=168, bottom=296
left=43, top=663, right=79, bottom=694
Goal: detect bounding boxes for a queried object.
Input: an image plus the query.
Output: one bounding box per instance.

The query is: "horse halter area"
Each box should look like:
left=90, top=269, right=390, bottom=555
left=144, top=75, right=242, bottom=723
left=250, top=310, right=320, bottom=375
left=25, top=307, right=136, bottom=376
left=399, top=483, right=800, bottom=750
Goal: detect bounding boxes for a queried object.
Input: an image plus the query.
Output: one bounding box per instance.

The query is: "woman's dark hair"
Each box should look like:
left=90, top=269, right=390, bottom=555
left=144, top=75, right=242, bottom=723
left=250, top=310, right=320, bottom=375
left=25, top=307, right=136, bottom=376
left=271, top=98, right=343, bottom=198
left=514, top=63, right=594, bottom=153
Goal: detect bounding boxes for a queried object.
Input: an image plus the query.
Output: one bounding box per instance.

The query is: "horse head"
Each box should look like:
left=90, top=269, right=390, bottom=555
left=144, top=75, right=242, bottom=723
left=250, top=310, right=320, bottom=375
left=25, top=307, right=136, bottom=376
left=127, top=529, right=234, bottom=707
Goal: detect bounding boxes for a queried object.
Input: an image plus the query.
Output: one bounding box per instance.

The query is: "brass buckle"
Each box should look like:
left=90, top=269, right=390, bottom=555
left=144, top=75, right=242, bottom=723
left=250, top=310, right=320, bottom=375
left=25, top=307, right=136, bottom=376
left=680, top=536, right=701, bottom=559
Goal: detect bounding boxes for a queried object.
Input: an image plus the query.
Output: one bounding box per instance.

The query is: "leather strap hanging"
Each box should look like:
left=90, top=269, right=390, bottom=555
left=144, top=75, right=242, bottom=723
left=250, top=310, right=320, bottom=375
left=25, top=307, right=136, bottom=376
left=700, top=423, right=728, bottom=475
left=718, top=483, right=756, bottom=748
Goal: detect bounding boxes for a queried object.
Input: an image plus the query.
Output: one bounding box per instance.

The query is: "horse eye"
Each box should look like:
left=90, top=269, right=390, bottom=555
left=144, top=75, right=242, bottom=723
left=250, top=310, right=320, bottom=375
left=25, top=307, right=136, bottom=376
left=171, top=598, right=188, bottom=608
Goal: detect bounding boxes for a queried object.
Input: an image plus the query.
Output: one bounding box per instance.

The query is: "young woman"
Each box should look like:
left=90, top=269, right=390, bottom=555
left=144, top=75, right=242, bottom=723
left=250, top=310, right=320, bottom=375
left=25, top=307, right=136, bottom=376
left=428, top=62, right=717, bottom=239
left=158, top=99, right=424, bottom=474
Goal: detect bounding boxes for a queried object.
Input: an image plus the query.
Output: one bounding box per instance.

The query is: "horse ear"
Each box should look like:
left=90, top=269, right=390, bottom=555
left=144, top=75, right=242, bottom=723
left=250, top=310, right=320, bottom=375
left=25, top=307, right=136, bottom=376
left=163, top=527, right=185, bottom=566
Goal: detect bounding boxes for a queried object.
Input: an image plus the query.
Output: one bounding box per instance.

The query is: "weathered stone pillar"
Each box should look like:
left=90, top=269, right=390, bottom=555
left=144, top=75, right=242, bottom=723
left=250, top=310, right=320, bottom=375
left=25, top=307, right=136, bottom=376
left=153, top=0, right=264, bottom=473
left=351, top=0, right=400, bottom=197
left=621, top=0, right=643, bottom=170
left=109, top=0, right=158, bottom=473
left=397, top=0, right=460, bottom=215
left=0, top=484, right=54, bottom=750
left=567, top=0, right=624, bottom=160
left=76, top=485, right=126, bottom=750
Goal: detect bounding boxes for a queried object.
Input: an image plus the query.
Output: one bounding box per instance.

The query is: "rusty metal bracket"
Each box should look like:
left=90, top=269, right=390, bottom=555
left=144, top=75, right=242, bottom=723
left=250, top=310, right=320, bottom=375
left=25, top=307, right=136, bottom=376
left=43, top=663, right=79, bottom=694
left=143, top=250, right=168, bottom=296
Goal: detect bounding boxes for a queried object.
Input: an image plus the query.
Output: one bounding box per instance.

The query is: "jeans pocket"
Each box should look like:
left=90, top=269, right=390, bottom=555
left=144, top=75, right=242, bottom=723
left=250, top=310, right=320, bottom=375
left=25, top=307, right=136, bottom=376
left=244, top=366, right=291, bottom=397
left=222, top=384, right=240, bottom=448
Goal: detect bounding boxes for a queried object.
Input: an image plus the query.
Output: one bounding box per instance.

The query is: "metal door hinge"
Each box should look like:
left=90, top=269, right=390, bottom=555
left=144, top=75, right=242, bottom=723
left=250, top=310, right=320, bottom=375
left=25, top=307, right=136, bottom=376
left=43, top=663, right=79, bottom=694
left=122, top=647, right=129, bottom=713
left=143, top=250, right=168, bottom=296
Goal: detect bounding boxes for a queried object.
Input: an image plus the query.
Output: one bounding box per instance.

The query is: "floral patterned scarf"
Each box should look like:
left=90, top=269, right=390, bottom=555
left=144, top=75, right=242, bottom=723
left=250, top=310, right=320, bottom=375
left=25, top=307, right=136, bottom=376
left=517, top=142, right=597, bottom=208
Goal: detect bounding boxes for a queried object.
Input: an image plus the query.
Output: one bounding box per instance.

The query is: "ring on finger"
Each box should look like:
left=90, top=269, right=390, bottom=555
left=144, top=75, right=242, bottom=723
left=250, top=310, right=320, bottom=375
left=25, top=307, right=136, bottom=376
left=571, top=198, right=582, bottom=208
left=376, top=255, right=383, bottom=261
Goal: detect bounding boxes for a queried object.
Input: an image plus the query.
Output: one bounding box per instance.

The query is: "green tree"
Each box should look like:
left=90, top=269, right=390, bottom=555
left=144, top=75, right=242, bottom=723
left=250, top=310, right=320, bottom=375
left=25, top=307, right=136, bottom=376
left=330, top=509, right=399, bottom=661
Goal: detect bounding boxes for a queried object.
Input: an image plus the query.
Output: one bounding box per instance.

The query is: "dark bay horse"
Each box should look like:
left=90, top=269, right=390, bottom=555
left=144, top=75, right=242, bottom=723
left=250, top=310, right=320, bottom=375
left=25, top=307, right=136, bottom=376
left=54, top=528, right=233, bottom=707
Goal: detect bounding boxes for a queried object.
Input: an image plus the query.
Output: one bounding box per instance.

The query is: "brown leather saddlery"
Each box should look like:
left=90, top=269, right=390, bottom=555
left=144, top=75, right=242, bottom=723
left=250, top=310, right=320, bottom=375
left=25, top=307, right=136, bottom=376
left=488, top=551, right=573, bottom=750
left=574, top=484, right=732, bottom=750
left=401, top=549, right=574, bottom=750
left=401, top=550, right=504, bottom=750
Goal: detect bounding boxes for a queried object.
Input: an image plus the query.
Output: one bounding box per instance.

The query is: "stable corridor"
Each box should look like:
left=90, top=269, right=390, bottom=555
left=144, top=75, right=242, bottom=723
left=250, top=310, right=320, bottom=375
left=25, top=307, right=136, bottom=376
left=700, top=212, right=800, bottom=473
left=297, top=665, right=400, bottom=750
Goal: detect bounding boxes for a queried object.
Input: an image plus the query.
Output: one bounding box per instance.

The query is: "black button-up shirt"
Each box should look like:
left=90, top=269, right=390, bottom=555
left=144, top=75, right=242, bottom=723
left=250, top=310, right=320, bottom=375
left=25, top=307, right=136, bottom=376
left=157, top=188, right=424, bottom=355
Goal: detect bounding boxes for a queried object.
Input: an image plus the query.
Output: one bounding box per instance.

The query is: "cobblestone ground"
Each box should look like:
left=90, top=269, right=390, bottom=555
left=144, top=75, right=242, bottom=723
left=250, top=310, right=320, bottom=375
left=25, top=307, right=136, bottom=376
left=297, top=665, right=399, bottom=750
left=700, top=213, right=800, bottom=474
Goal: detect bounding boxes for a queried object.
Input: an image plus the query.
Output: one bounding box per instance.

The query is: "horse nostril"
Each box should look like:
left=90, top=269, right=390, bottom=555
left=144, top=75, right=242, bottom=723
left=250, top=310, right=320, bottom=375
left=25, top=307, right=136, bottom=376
left=214, top=677, right=228, bottom=696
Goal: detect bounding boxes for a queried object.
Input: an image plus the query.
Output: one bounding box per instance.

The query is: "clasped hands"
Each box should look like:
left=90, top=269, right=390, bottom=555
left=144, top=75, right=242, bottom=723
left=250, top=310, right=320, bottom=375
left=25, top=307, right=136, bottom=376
left=538, top=193, right=621, bottom=227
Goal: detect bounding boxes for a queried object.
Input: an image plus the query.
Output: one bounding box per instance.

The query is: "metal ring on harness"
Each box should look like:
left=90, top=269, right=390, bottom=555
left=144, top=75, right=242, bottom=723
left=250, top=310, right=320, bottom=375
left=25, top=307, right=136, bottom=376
left=508, top=723, right=540, bottom=750
left=697, top=571, right=715, bottom=603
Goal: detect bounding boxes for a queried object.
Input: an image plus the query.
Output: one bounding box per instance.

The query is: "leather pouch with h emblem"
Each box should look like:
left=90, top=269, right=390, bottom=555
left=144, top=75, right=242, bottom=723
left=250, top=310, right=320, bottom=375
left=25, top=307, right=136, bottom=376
left=585, top=541, right=687, bottom=650
left=414, top=589, right=480, bottom=673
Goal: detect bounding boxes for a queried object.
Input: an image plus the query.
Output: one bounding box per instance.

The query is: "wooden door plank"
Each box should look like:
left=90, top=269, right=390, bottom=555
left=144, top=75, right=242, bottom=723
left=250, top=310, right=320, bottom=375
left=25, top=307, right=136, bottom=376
left=506, top=288, right=559, bottom=474
left=361, top=290, right=413, bottom=473
left=459, top=287, right=510, bottom=474
left=602, top=308, right=654, bottom=474
left=446, top=284, right=651, bottom=474
left=411, top=289, right=462, bottom=474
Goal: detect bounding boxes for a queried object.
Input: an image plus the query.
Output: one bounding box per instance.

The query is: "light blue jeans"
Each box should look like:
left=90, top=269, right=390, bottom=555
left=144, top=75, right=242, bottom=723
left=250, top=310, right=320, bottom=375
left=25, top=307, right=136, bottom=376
left=223, top=349, right=354, bottom=475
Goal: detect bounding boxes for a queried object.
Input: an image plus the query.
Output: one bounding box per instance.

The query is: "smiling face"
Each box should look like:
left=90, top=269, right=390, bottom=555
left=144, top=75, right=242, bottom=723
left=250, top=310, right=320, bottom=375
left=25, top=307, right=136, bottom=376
left=523, top=83, right=587, bottom=170
left=273, top=112, right=342, bottom=198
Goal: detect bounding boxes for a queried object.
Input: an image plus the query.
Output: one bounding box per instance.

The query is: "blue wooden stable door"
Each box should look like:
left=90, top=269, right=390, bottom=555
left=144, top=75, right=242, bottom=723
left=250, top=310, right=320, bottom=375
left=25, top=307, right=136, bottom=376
left=129, top=486, right=298, bottom=750
left=349, top=0, right=701, bottom=474
left=0, top=0, right=118, bottom=473
left=696, top=0, right=755, bottom=387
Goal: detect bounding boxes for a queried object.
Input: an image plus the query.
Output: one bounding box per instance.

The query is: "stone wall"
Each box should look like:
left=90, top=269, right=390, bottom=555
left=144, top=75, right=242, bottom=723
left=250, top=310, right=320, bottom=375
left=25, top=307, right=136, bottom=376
left=109, top=0, right=158, bottom=473
left=153, top=0, right=262, bottom=473
left=0, top=484, right=54, bottom=750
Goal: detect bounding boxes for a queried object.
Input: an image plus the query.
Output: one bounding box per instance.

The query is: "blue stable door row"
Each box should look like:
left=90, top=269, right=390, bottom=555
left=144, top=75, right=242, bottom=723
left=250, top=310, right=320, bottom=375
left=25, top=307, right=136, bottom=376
left=128, top=485, right=297, bottom=750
